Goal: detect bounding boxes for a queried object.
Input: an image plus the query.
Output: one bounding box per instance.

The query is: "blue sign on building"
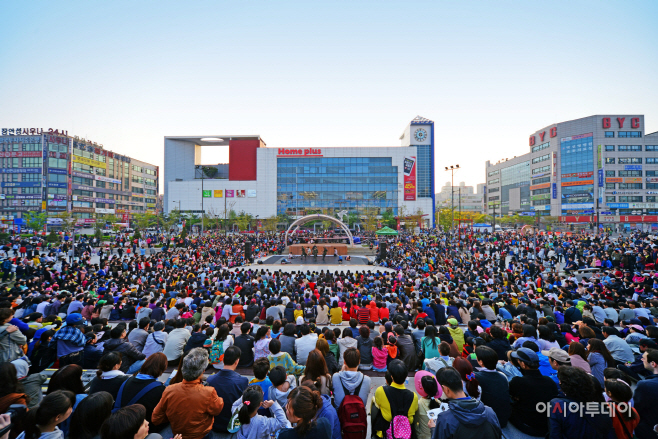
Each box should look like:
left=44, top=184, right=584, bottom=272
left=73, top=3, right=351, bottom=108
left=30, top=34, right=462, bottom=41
left=608, top=203, right=629, bottom=209
left=625, top=165, right=642, bottom=171
left=47, top=182, right=67, bottom=188
left=552, top=183, right=557, bottom=199
left=1, top=182, right=41, bottom=188
left=48, top=168, right=68, bottom=175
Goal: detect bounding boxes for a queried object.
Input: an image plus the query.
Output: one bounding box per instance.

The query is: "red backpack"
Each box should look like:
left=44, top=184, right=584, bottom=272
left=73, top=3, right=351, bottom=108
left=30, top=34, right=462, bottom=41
left=337, top=376, right=367, bottom=439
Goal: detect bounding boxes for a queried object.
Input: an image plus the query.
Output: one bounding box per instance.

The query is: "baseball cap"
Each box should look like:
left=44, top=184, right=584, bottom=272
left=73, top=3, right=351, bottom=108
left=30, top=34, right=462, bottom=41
left=66, top=313, right=85, bottom=326
left=511, top=347, right=539, bottom=365
left=541, top=347, right=571, bottom=364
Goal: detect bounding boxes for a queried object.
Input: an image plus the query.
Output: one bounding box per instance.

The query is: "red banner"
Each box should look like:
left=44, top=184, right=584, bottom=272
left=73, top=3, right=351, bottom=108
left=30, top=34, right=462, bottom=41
left=403, top=156, right=416, bottom=201
left=0, top=151, right=42, bottom=158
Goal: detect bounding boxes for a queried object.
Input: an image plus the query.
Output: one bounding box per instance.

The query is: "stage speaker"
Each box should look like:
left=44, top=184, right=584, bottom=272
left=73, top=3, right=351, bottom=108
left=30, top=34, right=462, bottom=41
left=245, top=242, right=252, bottom=260
left=379, top=242, right=387, bottom=259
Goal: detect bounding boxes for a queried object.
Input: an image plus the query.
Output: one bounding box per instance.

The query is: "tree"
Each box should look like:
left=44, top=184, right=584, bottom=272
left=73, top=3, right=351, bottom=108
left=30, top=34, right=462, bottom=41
left=235, top=211, right=252, bottom=232
left=408, top=208, right=425, bottom=230
left=133, top=213, right=153, bottom=232
left=362, top=208, right=379, bottom=232
left=56, top=211, right=77, bottom=236
left=24, top=211, right=47, bottom=233
left=262, top=215, right=278, bottom=233
left=381, top=209, right=396, bottom=229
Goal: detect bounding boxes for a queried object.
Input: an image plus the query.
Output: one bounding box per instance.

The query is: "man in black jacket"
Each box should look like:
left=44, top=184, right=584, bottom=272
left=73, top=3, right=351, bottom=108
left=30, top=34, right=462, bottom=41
left=474, top=346, right=510, bottom=428
left=103, top=324, right=147, bottom=373
left=234, top=322, right=255, bottom=367
left=508, top=347, right=558, bottom=437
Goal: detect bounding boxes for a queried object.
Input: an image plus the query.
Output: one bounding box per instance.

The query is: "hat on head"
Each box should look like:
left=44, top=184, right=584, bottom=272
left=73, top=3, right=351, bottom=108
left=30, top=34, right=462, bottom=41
left=296, top=316, right=304, bottom=325
left=414, top=370, right=442, bottom=399
left=541, top=347, right=571, bottom=363
left=447, top=318, right=459, bottom=326
left=511, top=347, right=539, bottom=365
left=639, top=339, right=658, bottom=349
left=11, top=359, right=29, bottom=380
left=66, top=313, right=85, bottom=326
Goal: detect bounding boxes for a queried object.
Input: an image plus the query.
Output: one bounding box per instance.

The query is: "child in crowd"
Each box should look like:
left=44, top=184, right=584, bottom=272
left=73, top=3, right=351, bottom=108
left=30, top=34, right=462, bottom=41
left=386, top=334, right=399, bottom=365
left=605, top=376, right=640, bottom=439
left=267, top=338, right=305, bottom=376
left=372, top=336, right=388, bottom=372
left=250, top=358, right=273, bottom=398
left=231, top=385, right=291, bottom=439
left=414, top=371, right=445, bottom=439
left=267, top=366, right=297, bottom=409
left=254, top=326, right=272, bottom=360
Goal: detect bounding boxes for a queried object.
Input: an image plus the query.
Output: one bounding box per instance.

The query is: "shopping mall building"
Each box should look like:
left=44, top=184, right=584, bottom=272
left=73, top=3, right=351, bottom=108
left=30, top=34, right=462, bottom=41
left=484, top=114, right=658, bottom=224
left=0, top=127, right=160, bottom=225
left=164, top=116, right=436, bottom=227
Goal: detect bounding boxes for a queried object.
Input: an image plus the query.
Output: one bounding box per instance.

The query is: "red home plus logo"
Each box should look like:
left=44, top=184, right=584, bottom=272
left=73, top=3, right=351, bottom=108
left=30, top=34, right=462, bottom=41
left=602, top=117, right=640, bottom=128
left=277, top=148, right=323, bottom=157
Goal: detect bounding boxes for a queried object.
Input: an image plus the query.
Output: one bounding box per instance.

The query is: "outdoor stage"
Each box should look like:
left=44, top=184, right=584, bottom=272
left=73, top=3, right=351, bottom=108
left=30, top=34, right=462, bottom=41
left=288, top=243, right=348, bottom=256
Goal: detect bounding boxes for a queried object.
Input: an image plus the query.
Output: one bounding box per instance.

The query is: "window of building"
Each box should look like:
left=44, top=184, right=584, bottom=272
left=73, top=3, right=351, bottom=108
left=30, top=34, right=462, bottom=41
left=531, top=176, right=550, bottom=185
left=647, top=183, right=658, bottom=189
left=605, top=132, right=614, bottom=138
left=48, top=174, right=67, bottom=183
left=488, top=178, right=500, bottom=185
left=605, top=157, right=615, bottom=164
left=647, top=196, right=656, bottom=202
left=48, top=188, right=66, bottom=195
left=533, top=199, right=550, bottom=206
left=531, top=142, right=550, bottom=153
left=606, top=196, right=616, bottom=202
left=618, top=183, right=643, bottom=189
left=605, top=145, right=615, bottom=151
left=646, top=158, right=657, bottom=164
left=619, top=196, right=643, bottom=202
left=646, top=171, right=658, bottom=177
left=532, top=188, right=550, bottom=195
left=605, top=183, right=616, bottom=189
left=48, top=157, right=67, bottom=168
left=646, top=145, right=658, bottom=151
left=531, top=154, right=550, bottom=164
left=605, top=171, right=616, bottom=177
left=73, top=177, right=93, bottom=186
left=532, top=165, right=550, bottom=175
left=487, top=170, right=499, bottom=177
left=96, top=181, right=106, bottom=188
left=618, top=158, right=642, bottom=164
left=618, top=145, right=642, bottom=152
left=617, top=131, right=642, bottom=138
left=618, top=170, right=642, bottom=177
left=488, top=196, right=499, bottom=201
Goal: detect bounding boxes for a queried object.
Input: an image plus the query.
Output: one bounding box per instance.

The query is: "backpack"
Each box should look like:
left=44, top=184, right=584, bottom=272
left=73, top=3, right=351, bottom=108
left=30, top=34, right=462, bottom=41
left=337, top=376, right=367, bottom=439
left=112, top=379, right=162, bottom=413
left=383, top=386, right=414, bottom=439
left=43, top=303, right=55, bottom=318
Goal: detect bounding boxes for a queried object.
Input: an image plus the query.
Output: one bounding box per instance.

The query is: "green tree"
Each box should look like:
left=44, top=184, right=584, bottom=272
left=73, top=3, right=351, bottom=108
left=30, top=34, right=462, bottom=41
left=236, top=211, right=253, bottom=232
left=381, top=209, right=396, bottom=229
left=133, top=213, right=153, bottom=232
left=56, top=211, right=77, bottom=236
left=24, top=211, right=48, bottom=233
left=263, top=215, right=278, bottom=233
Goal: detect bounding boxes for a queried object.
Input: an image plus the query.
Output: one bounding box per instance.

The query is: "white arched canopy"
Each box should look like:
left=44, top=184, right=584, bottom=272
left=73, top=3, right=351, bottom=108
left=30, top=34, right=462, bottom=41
left=285, top=214, right=354, bottom=247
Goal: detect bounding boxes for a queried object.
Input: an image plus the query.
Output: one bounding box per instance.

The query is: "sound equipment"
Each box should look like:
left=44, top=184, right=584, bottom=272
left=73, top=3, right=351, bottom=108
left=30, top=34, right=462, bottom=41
left=379, top=242, right=387, bottom=259
left=245, top=242, right=252, bottom=260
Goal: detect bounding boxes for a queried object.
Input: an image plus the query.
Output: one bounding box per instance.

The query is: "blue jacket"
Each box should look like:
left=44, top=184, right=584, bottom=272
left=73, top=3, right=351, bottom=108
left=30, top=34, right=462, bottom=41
left=316, top=394, right=341, bottom=439
left=433, top=397, right=500, bottom=439
left=207, top=369, right=249, bottom=432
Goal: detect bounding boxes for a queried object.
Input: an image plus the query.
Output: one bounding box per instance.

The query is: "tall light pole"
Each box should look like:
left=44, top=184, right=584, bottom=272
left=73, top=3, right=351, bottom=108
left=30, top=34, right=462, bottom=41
left=195, top=165, right=205, bottom=235
left=444, top=165, right=459, bottom=233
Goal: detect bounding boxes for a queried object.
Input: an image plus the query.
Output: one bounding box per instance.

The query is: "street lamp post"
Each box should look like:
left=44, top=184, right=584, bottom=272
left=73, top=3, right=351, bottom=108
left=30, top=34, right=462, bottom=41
left=444, top=165, right=460, bottom=233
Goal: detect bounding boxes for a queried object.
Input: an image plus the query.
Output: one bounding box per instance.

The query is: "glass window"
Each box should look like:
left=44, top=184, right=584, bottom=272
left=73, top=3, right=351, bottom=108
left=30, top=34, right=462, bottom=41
left=618, top=145, right=642, bottom=152
left=606, top=196, right=616, bottom=202
left=605, top=132, right=614, bottom=138
left=605, top=171, right=615, bottom=177
left=605, top=158, right=615, bottom=164
left=605, top=145, right=615, bottom=151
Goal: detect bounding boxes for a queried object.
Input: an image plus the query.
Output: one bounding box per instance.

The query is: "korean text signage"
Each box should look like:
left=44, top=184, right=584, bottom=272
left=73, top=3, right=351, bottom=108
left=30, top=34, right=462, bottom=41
left=202, top=190, right=211, bottom=198
left=277, top=148, right=322, bottom=157
left=403, top=156, right=417, bottom=201
left=1, top=128, right=67, bottom=136
left=0, top=151, right=41, bottom=158
left=213, top=190, right=223, bottom=198
left=552, top=183, right=557, bottom=199
left=560, top=215, right=656, bottom=223
left=562, top=180, right=593, bottom=187
left=0, top=167, right=41, bottom=173
left=72, top=154, right=107, bottom=169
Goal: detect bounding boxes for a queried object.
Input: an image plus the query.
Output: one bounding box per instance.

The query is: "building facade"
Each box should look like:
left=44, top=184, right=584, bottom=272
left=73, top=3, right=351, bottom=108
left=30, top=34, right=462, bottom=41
left=484, top=115, right=658, bottom=219
left=435, top=182, right=485, bottom=213
left=0, top=127, right=159, bottom=225
left=164, top=116, right=436, bottom=227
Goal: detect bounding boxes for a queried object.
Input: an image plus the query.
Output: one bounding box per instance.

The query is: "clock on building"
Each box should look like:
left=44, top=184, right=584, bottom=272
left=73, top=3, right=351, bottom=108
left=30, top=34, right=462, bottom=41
left=413, top=128, right=428, bottom=142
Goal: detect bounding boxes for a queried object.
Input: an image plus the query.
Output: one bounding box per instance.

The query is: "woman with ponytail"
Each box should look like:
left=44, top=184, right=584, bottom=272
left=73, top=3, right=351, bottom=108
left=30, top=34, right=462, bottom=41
left=230, top=385, right=290, bottom=439
left=451, top=357, right=481, bottom=400
left=280, top=386, right=331, bottom=439
left=17, top=390, right=75, bottom=439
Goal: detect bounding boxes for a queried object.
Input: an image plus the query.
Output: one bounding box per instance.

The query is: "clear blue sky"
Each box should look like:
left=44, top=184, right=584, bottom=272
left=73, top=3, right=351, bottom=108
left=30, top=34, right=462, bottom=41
left=1, top=1, right=657, bottom=192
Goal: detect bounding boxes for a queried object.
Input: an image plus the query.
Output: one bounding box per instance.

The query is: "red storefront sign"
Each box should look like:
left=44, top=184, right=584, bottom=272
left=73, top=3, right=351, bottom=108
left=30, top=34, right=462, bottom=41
left=403, top=156, right=416, bottom=201
left=276, top=148, right=323, bottom=157
left=0, top=151, right=42, bottom=158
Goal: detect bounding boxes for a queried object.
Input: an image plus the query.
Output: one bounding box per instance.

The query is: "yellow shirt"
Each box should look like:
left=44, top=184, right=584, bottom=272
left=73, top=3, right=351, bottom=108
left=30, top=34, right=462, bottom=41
left=374, top=382, right=418, bottom=437
left=330, top=307, right=343, bottom=324
left=294, top=309, right=304, bottom=321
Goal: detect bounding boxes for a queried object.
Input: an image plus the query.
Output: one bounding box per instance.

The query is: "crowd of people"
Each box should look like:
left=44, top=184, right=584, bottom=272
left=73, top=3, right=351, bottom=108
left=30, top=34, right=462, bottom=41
left=0, top=226, right=657, bottom=439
